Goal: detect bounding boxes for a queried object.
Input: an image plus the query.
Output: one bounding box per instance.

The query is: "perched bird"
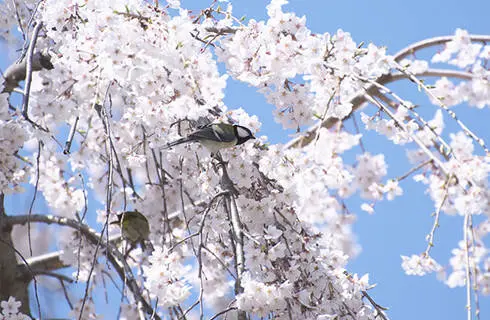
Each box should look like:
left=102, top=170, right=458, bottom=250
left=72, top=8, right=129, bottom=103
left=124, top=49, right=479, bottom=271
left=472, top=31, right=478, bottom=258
left=164, top=122, right=255, bottom=156
left=111, top=211, right=151, bottom=252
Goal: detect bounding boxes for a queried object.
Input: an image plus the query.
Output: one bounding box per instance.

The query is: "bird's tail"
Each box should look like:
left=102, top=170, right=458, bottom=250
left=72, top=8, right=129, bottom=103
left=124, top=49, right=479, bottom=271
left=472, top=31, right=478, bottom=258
left=162, top=137, right=191, bottom=149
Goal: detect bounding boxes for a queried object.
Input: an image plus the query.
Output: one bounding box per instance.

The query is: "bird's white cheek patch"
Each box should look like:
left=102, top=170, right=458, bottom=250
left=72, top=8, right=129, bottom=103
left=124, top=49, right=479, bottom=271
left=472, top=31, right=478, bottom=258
left=236, top=127, right=250, bottom=138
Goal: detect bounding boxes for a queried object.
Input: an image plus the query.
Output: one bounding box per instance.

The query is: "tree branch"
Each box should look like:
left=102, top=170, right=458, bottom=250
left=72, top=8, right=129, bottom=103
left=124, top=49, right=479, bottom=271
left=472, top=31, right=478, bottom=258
left=0, top=194, right=31, bottom=315
left=392, top=34, right=490, bottom=62
left=21, top=21, right=43, bottom=119
left=7, top=214, right=160, bottom=320
left=215, top=160, right=247, bottom=320
left=285, top=67, right=475, bottom=150
left=285, top=34, right=488, bottom=150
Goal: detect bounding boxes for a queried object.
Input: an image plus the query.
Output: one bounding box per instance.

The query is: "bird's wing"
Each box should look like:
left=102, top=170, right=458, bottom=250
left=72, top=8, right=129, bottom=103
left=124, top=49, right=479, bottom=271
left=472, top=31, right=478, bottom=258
left=188, top=124, right=236, bottom=143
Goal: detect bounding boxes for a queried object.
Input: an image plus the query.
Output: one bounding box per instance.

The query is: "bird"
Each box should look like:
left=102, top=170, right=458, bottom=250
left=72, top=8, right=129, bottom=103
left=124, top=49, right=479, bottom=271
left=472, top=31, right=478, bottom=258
left=163, top=122, right=255, bottom=156
left=110, top=210, right=152, bottom=253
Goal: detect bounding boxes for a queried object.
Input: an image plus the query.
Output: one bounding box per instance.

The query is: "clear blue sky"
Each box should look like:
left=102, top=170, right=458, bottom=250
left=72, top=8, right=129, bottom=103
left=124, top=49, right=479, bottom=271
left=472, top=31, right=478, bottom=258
left=2, top=0, right=490, bottom=318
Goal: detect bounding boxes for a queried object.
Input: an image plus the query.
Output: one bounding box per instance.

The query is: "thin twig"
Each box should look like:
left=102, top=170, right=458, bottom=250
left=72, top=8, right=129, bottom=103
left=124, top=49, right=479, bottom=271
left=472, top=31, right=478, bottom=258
left=357, top=74, right=453, bottom=159
left=11, top=0, right=26, bottom=42
left=18, top=0, right=43, bottom=62
left=285, top=69, right=476, bottom=150
left=343, top=271, right=388, bottom=319
left=396, top=160, right=432, bottom=182
left=197, top=208, right=210, bottom=319
left=395, top=63, right=490, bottom=156
left=361, top=290, right=388, bottom=320
left=204, top=26, right=237, bottom=35
left=170, top=191, right=228, bottom=252
left=78, top=223, right=107, bottom=320
left=351, top=113, right=366, bottom=153
left=79, top=83, right=116, bottom=320
left=463, top=212, right=472, bottom=320
left=424, top=175, right=451, bottom=256
left=209, top=306, right=238, bottom=320
left=59, top=277, right=74, bottom=309
left=468, top=215, right=481, bottom=320
left=202, top=245, right=236, bottom=279
left=149, top=147, right=172, bottom=241
left=363, top=94, right=449, bottom=178
left=179, top=192, right=229, bottom=320
left=27, top=141, right=42, bottom=256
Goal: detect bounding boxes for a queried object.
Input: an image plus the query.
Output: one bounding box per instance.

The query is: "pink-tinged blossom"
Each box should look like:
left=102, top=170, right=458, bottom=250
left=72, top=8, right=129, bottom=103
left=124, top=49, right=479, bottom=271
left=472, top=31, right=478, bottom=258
left=351, top=153, right=388, bottom=200
left=432, top=29, right=482, bottom=68
left=1, top=297, right=21, bottom=316
left=446, top=238, right=488, bottom=291
left=361, top=109, right=416, bottom=145
left=429, top=77, right=462, bottom=107
left=401, top=254, right=442, bottom=276
left=361, top=203, right=375, bottom=214
left=399, top=58, right=429, bottom=74
left=0, top=298, right=31, bottom=319
left=0, top=0, right=487, bottom=316
left=383, top=179, right=403, bottom=200
left=0, top=95, right=27, bottom=193
left=143, top=246, right=192, bottom=307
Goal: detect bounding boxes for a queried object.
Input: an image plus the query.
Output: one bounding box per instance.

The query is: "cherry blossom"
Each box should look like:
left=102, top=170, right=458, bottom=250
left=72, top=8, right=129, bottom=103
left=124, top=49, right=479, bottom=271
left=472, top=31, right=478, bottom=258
left=0, top=0, right=489, bottom=319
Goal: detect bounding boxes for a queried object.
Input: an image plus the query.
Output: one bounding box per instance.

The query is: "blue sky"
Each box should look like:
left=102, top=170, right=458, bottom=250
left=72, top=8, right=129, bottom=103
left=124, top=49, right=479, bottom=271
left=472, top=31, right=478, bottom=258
left=1, top=0, right=490, bottom=318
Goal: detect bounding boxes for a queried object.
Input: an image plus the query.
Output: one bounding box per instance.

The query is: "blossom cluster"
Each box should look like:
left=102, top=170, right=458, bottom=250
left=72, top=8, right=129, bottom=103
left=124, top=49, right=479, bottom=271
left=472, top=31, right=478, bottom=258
left=143, top=246, right=192, bottom=307
left=401, top=254, right=442, bottom=276
left=0, top=94, right=27, bottom=193
left=431, top=28, right=490, bottom=108
left=357, top=26, right=490, bottom=294
left=0, top=297, right=31, bottom=320
left=218, top=0, right=393, bottom=130
left=0, top=0, right=489, bottom=318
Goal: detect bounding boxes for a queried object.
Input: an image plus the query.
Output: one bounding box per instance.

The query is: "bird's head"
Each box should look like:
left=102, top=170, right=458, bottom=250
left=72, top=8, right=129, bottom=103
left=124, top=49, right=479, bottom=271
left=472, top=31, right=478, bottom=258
left=234, top=125, right=255, bottom=145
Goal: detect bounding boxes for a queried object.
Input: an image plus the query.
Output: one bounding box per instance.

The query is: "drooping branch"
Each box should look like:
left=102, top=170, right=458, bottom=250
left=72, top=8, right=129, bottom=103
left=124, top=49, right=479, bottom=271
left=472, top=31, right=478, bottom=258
left=362, top=93, right=449, bottom=177
left=285, top=69, right=474, bottom=149
left=392, top=34, right=490, bottom=62
left=359, top=73, right=454, bottom=158
left=286, top=35, right=488, bottom=150
left=394, top=63, right=490, bottom=156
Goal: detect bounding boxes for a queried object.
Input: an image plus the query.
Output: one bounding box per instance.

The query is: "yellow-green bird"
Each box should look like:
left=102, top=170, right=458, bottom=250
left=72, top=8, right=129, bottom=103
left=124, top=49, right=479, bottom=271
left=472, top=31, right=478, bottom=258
left=163, top=122, right=255, bottom=156
left=111, top=210, right=151, bottom=252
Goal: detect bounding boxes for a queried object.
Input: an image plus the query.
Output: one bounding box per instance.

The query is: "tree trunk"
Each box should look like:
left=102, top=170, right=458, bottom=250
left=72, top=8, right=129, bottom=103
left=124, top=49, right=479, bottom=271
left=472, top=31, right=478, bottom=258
left=0, top=194, right=31, bottom=316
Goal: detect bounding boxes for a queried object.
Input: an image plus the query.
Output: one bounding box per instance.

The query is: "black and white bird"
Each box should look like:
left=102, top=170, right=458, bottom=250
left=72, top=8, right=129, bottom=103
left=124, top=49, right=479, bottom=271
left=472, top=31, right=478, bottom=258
left=164, top=122, right=255, bottom=156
